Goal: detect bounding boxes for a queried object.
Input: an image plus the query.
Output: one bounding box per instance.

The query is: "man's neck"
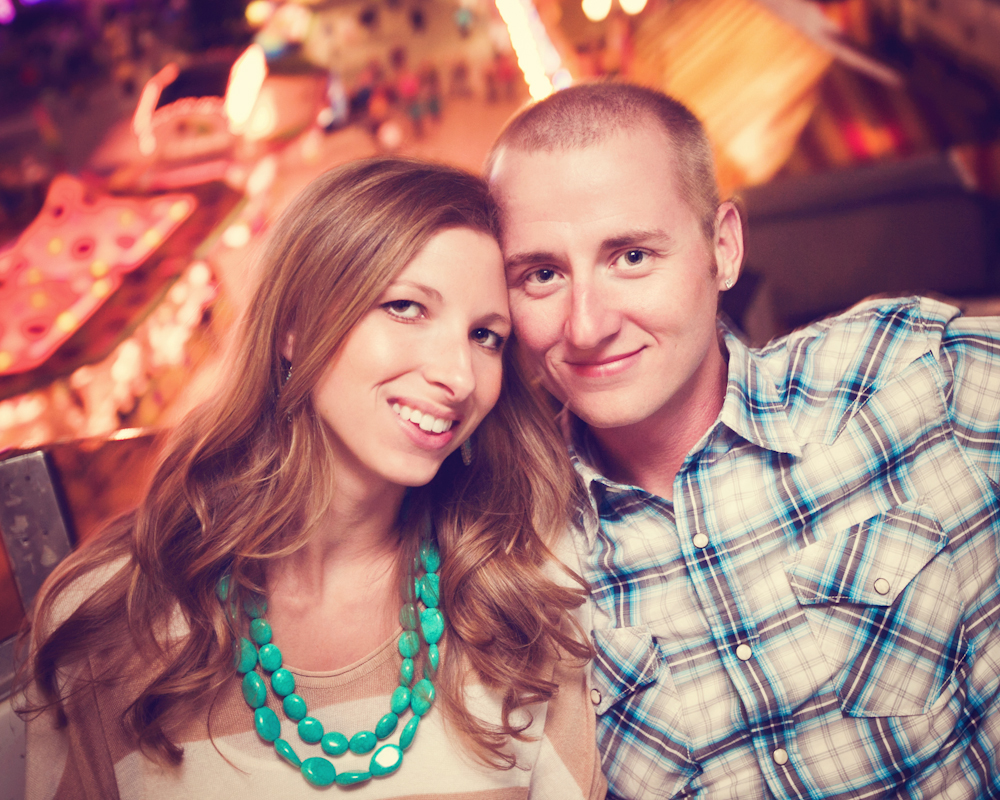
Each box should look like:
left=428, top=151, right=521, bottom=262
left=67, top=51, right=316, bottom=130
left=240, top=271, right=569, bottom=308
left=585, top=349, right=730, bottom=501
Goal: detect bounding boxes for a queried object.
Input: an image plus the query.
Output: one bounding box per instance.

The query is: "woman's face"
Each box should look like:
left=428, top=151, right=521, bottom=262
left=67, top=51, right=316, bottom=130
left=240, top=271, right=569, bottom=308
left=312, top=226, right=509, bottom=491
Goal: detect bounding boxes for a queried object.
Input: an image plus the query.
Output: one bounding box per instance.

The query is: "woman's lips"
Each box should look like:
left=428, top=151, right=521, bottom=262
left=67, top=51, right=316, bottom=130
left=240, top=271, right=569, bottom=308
left=391, top=402, right=458, bottom=450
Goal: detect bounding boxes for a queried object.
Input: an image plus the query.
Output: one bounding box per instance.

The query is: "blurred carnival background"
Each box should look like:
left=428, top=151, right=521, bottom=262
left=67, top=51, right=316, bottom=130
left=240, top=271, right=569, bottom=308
left=0, top=0, right=999, bottom=789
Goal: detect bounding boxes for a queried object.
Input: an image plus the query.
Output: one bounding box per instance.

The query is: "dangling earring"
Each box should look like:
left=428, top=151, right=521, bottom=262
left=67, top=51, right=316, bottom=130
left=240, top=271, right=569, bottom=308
left=460, top=437, right=473, bottom=466
left=278, top=357, right=293, bottom=422
left=725, top=278, right=733, bottom=289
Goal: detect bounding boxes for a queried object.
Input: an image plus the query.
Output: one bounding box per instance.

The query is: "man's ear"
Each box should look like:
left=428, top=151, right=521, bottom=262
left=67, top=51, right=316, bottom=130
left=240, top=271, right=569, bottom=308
left=713, top=200, right=744, bottom=291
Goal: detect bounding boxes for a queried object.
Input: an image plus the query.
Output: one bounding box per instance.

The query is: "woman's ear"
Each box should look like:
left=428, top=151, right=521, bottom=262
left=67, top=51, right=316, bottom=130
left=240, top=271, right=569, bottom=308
left=281, top=332, right=295, bottom=361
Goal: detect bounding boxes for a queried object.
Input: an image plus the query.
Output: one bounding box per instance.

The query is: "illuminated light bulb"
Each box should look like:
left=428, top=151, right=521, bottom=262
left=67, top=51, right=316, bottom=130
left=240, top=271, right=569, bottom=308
left=620, top=0, right=647, bottom=13
left=582, top=0, right=612, bottom=22
left=246, top=155, right=277, bottom=197
left=494, top=0, right=555, bottom=100
left=222, top=222, right=252, bottom=249
left=245, top=94, right=278, bottom=140
left=245, top=0, right=274, bottom=26
left=0, top=0, right=15, bottom=25
left=225, top=44, right=268, bottom=134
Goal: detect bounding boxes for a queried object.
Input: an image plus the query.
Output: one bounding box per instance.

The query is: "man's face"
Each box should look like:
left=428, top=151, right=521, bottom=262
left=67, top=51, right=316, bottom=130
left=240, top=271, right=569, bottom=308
left=493, top=124, right=740, bottom=435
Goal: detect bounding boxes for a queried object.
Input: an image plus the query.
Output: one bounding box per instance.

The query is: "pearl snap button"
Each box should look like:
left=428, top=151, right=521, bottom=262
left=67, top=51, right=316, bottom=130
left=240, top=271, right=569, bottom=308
left=692, top=533, right=709, bottom=549
left=735, top=644, right=752, bottom=661
left=773, top=748, right=789, bottom=765
left=873, top=577, right=890, bottom=595
left=590, top=689, right=602, bottom=706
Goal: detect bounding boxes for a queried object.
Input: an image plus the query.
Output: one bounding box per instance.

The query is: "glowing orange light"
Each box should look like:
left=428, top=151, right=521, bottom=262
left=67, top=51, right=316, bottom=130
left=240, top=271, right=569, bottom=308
left=582, top=0, right=612, bottom=22
left=225, top=44, right=268, bottom=134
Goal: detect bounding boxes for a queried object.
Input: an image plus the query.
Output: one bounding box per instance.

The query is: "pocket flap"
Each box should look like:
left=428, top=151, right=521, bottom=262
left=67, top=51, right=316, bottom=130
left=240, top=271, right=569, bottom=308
left=784, top=501, right=947, bottom=607
left=591, top=625, right=662, bottom=715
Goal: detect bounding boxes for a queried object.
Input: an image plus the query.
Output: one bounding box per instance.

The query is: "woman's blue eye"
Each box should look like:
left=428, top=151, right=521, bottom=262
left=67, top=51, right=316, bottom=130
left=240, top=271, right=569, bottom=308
left=471, top=328, right=505, bottom=350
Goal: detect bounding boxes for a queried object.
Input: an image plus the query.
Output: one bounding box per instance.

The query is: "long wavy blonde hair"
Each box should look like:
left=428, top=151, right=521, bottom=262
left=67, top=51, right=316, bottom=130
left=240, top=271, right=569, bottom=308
left=23, top=157, right=590, bottom=768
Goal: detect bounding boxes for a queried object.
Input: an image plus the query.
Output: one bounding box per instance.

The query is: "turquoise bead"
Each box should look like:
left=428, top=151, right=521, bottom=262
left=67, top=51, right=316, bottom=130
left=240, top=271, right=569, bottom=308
left=349, top=730, right=376, bottom=754
left=335, top=771, right=371, bottom=786
left=216, top=575, right=230, bottom=602
left=298, top=716, right=324, bottom=744
left=254, top=706, right=280, bottom=742
left=399, top=658, right=414, bottom=685
left=241, top=672, right=266, bottom=709
left=301, top=756, right=337, bottom=787
left=321, top=731, right=349, bottom=756
left=390, top=686, right=411, bottom=714
left=398, top=631, right=420, bottom=658
left=234, top=638, right=257, bottom=673
left=425, top=644, right=439, bottom=678
left=420, top=608, right=444, bottom=645
left=271, top=668, right=295, bottom=697
left=411, top=678, right=435, bottom=716
left=419, top=572, right=440, bottom=608
left=375, top=712, right=398, bottom=739
left=243, top=596, right=267, bottom=619
left=399, top=603, right=418, bottom=630
left=274, top=738, right=301, bottom=767
left=283, top=693, right=307, bottom=721
left=249, top=618, right=272, bottom=645
left=419, top=541, right=441, bottom=573
left=259, top=643, right=282, bottom=672
left=399, top=715, right=420, bottom=750
left=370, top=744, right=403, bottom=777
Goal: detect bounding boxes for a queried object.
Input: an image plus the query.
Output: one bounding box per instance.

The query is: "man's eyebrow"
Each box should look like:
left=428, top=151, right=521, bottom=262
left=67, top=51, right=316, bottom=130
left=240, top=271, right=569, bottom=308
left=504, top=251, right=561, bottom=271
left=602, top=230, right=674, bottom=251
left=504, top=230, right=675, bottom=271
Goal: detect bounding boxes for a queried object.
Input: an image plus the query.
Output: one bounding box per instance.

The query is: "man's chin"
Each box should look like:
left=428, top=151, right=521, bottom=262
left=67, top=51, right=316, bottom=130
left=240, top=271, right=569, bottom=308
left=567, top=402, right=646, bottom=431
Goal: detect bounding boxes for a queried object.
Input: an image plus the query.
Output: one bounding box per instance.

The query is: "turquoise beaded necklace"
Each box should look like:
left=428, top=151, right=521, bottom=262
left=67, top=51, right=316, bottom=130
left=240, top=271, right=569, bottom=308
left=217, top=539, right=445, bottom=788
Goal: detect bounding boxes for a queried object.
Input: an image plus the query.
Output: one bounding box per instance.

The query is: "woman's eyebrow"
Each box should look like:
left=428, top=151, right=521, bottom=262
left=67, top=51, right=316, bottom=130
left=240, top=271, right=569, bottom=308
left=391, top=280, right=442, bottom=301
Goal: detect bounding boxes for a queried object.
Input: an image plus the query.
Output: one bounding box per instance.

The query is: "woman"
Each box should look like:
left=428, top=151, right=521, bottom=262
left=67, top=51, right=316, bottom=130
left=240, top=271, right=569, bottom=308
left=21, top=158, right=605, bottom=798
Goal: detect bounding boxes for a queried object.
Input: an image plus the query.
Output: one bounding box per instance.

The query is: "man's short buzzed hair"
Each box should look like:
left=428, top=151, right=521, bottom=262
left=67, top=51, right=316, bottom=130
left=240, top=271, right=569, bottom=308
left=486, top=81, right=720, bottom=240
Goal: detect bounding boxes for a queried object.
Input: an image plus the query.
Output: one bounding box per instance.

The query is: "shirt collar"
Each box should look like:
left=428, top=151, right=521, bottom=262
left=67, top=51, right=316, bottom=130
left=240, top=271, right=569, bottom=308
left=717, top=321, right=803, bottom=458
left=558, top=320, right=805, bottom=548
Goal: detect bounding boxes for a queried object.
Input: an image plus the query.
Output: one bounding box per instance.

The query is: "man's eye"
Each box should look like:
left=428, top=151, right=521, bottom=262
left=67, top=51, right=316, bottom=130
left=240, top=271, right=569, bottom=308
left=383, top=300, right=422, bottom=319
left=621, top=250, right=645, bottom=266
left=527, top=268, right=557, bottom=284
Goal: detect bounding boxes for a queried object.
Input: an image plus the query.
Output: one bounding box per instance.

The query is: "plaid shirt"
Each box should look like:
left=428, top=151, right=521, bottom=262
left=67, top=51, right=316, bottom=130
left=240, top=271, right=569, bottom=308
left=567, top=297, right=1000, bottom=799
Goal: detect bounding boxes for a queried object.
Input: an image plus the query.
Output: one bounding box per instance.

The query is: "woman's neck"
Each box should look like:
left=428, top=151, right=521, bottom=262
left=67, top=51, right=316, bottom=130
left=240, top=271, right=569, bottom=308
left=262, top=478, right=409, bottom=671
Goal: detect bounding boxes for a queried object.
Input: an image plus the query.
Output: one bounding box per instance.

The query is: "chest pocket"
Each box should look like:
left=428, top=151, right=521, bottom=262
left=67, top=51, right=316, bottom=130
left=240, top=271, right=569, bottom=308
left=590, top=625, right=699, bottom=798
left=783, top=500, right=966, bottom=718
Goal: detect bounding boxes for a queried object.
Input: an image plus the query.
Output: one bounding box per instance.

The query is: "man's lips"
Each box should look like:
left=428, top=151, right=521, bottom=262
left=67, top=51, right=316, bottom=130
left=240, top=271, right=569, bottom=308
left=565, top=347, right=644, bottom=378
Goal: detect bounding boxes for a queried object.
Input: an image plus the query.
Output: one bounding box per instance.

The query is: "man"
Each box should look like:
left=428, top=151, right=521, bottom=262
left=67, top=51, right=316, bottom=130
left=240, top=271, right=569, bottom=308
left=487, top=82, right=1000, bottom=799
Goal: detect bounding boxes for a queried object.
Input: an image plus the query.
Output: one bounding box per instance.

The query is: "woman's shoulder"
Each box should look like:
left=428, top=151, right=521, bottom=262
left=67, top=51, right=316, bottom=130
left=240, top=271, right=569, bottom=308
left=34, top=554, right=131, bottom=640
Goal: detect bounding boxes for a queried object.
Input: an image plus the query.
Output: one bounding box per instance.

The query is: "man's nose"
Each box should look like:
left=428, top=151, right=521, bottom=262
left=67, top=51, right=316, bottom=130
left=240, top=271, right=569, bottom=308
left=565, top=279, right=622, bottom=350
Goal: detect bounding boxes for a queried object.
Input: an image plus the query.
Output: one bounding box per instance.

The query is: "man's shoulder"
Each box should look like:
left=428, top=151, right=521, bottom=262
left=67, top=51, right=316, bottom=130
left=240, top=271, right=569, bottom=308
left=754, top=295, right=960, bottom=387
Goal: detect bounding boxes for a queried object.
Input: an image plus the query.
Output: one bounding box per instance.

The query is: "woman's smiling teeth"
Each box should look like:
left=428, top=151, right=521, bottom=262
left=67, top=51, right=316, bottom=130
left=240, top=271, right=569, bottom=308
left=392, top=403, right=455, bottom=433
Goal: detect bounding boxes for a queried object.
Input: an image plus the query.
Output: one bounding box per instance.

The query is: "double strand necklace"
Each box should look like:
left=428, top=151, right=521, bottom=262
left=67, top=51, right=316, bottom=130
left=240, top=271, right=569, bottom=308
left=217, top=540, right=444, bottom=788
